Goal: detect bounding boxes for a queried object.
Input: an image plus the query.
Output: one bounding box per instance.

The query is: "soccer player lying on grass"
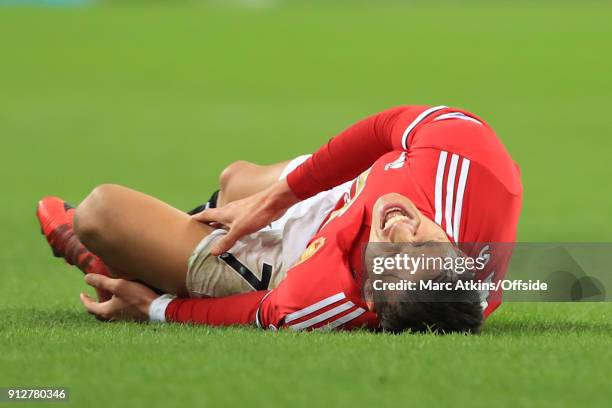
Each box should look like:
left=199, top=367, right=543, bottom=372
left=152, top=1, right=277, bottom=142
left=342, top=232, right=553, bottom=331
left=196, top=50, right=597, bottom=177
left=38, top=105, right=522, bottom=333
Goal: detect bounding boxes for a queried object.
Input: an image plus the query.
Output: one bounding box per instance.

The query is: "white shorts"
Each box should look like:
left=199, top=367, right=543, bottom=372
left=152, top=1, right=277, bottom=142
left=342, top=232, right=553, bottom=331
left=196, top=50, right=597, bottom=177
left=186, top=155, right=352, bottom=298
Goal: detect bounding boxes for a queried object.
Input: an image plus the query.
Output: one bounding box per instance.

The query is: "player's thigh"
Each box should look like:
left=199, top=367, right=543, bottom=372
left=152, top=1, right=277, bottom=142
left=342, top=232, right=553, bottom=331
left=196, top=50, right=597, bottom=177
left=217, top=160, right=290, bottom=206
left=74, top=184, right=213, bottom=296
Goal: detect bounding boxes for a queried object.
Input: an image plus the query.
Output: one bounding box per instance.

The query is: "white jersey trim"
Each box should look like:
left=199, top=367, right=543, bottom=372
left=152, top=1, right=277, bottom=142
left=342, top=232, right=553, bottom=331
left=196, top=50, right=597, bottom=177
left=288, top=301, right=355, bottom=331
left=255, top=291, right=274, bottom=329
left=444, top=154, right=460, bottom=238
left=434, top=151, right=448, bottom=226
left=317, top=307, right=366, bottom=330
left=453, top=158, right=471, bottom=242
left=148, top=294, right=175, bottom=323
left=284, top=292, right=345, bottom=324
left=433, top=112, right=483, bottom=125
left=401, top=105, right=448, bottom=150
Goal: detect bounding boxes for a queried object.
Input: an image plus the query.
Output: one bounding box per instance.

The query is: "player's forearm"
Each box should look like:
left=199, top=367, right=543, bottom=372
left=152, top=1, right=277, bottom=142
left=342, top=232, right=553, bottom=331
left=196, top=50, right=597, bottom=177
left=149, top=291, right=268, bottom=326
left=286, top=106, right=408, bottom=200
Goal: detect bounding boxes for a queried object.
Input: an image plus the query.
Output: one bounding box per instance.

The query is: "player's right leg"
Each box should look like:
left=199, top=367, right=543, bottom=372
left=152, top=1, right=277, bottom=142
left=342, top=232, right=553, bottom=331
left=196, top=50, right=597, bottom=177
left=38, top=158, right=303, bottom=299
left=73, top=184, right=214, bottom=297
left=37, top=197, right=111, bottom=277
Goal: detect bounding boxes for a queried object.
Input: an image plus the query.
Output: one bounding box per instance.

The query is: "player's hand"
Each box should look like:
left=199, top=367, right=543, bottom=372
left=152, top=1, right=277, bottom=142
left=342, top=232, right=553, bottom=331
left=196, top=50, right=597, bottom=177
left=79, top=274, right=158, bottom=322
left=192, top=179, right=300, bottom=255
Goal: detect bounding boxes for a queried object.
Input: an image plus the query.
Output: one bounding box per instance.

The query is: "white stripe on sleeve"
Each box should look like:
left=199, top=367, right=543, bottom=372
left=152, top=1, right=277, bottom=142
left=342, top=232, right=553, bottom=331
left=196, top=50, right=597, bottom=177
left=288, top=301, right=355, bottom=331
left=444, top=154, right=459, bottom=237
left=317, top=307, right=366, bottom=330
left=452, top=158, right=470, bottom=242
left=284, top=292, right=345, bottom=324
left=434, top=151, right=448, bottom=226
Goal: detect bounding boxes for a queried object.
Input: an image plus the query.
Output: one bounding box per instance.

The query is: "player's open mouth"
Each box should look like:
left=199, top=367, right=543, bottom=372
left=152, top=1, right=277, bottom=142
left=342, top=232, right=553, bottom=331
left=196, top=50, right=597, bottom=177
left=381, top=204, right=411, bottom=230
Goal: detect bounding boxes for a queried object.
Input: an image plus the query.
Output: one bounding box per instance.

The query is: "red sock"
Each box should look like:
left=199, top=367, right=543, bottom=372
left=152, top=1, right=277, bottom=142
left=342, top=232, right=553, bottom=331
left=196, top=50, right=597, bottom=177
left=48, top=224, right=110, bottom=277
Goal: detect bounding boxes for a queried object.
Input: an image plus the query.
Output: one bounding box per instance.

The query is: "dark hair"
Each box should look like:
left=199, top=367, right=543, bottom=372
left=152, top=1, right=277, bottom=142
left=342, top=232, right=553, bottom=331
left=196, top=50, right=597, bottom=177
left=375, top=273, right=484, bottom=334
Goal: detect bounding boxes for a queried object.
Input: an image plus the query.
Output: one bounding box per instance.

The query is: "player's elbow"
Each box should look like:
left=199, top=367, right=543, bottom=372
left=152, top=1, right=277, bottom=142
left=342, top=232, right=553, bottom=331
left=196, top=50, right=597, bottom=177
left=74, top=184, right=122, bottom=248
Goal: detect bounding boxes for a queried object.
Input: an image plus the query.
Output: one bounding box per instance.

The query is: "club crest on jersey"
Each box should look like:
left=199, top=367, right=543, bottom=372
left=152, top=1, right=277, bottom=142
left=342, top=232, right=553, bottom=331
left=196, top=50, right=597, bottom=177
left=384, top=152, right=406, bottom=170
left=295, top=237, right=326, bottom=266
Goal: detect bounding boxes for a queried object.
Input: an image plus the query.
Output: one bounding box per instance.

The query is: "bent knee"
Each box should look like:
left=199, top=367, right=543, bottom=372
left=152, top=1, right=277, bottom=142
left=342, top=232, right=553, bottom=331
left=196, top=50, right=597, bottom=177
left=219, top=160, right=256, bottom=191
left=74, top=184, right=124, bottom=246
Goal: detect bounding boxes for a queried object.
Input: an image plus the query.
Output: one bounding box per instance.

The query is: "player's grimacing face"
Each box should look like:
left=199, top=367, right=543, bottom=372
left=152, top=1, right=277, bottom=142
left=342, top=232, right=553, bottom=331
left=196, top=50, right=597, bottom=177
left=369, top=193, right=450, bottom=245
left=362, top=193, right=451, bottom=313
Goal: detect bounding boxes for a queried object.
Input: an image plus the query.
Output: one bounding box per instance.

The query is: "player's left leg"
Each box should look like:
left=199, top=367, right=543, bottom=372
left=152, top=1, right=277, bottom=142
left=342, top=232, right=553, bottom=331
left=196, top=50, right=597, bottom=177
left=216, top=160, right=291, bottom=207
left=73, top=184, right=214, bottom=296
left=187, top=159, right=291, bottom=214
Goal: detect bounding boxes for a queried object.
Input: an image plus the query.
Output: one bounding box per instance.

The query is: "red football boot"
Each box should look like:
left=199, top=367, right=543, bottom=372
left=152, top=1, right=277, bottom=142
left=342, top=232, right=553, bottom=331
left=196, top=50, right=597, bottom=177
left=37, top=196, right=110, bottom=277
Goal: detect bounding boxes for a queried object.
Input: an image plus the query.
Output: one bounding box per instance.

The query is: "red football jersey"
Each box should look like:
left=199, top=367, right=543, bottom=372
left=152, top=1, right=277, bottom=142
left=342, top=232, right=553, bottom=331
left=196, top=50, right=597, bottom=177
left=165, top=106, right=522, bottom=327
left=258, top=122, right=521, bottom=328
left=286, top=106, right=522, bottom=317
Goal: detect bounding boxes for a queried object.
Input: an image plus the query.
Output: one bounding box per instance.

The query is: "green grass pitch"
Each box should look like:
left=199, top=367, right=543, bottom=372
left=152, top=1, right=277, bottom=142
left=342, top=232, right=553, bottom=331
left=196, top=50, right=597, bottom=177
left=0, top=1, right=611, bottom=407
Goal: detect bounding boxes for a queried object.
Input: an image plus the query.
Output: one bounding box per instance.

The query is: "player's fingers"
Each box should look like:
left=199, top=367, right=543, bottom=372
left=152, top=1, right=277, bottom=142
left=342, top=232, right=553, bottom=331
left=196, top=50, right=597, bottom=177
left=208, top=222, right=227, bottom=230
left=210, top=229, right=241, bottom=256
left=95, top=287, right=113, bottom=302
left=84, top=274, right=118, bottom=294
left=192, top=208, right=227, bottom=224
left=79, top=292, right=110, bottom=320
